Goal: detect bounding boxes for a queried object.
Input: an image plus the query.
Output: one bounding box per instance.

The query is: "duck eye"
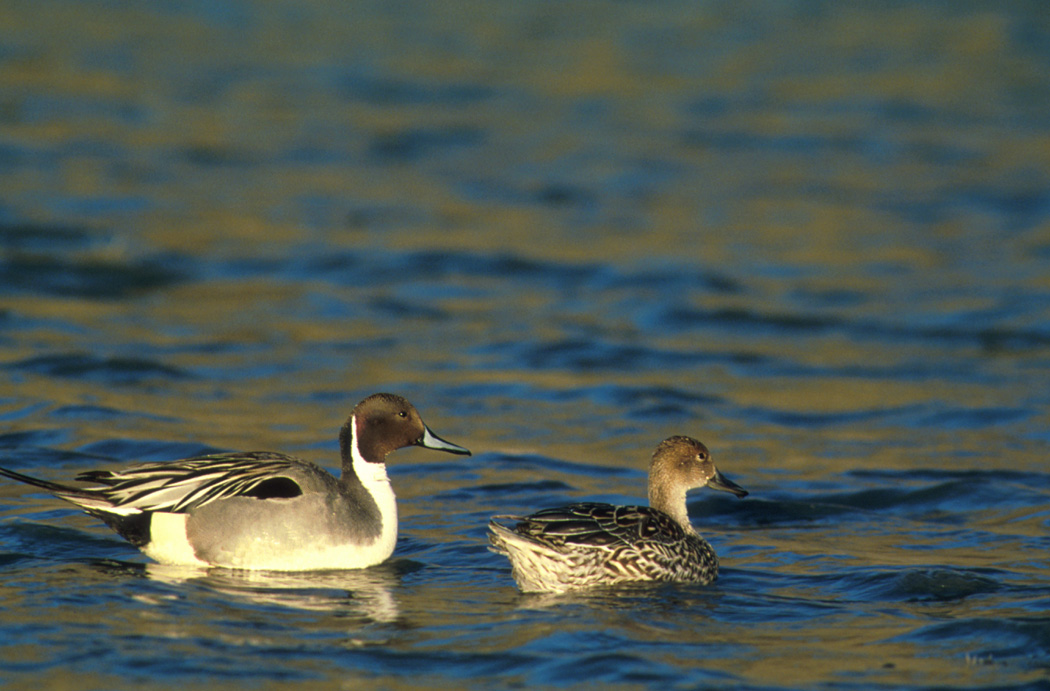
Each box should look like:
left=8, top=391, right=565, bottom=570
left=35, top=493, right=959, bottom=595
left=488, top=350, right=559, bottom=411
left=697, top=452, right=708, bottom=462
left=398, top=411, right=408, bottom=418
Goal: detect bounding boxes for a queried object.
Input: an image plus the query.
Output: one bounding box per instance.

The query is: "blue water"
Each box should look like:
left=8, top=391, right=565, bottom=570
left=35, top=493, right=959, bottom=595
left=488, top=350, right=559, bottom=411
left=2, top=1, right=1050, bottom=689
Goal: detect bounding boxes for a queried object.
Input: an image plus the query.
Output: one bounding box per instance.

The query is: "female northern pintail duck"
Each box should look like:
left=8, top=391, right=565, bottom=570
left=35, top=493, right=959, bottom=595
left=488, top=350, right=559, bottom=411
left=488, top=436, right=747, bottom=593
left=0, top=393, right=470, bottom=571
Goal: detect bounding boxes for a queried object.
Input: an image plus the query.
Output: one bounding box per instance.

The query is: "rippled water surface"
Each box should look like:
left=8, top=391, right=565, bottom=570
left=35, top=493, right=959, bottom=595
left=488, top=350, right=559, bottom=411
left=2, top=1, right=1050, bottom=689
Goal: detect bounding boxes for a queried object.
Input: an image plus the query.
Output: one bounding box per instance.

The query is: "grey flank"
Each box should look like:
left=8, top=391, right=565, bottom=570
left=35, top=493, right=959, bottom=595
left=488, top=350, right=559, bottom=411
left=0, top=392, right=470, bottom=570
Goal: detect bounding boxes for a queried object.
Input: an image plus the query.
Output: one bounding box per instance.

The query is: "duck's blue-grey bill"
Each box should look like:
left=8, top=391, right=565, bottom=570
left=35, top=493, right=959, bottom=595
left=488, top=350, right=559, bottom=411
left=418, top=425, right=471, bottom=456
left=707, top=469, right=748, bottom=498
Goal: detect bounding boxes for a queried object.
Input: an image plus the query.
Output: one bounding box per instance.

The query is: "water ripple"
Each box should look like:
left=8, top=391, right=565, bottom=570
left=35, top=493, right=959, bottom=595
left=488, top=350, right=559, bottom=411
left=2, top=2, right=1050, bottom=689
left=0, top=252, right=187, bottom=299
left=4, top=353, right=192, bottom=384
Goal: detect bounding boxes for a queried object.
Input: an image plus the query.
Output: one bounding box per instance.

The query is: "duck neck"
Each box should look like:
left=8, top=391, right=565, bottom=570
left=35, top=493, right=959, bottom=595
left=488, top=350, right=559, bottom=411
left=338, top=416, right=363, bottom=479
left=649, top=484, right=696, bottom=534
left=337, top=414, right=398, bottom=555
left=339, top=415, right=398, bottom=523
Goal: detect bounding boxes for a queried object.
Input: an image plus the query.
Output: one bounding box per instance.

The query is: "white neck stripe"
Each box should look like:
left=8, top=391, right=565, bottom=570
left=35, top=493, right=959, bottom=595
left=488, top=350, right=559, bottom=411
left=350, top=413, right=390, bottom=481
left=348, top=413, right=398, bottom=558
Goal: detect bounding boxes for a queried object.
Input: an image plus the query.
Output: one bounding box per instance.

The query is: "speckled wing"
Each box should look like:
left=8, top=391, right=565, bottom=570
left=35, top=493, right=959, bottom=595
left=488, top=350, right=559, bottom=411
left=511, top=502, right=691, bottom=548
left=491, top=502, right=719, bottom=589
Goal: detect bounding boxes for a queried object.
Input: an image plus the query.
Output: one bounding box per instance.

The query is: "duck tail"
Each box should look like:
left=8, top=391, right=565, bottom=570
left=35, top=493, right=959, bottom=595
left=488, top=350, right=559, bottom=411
left=0, top=465, right=116, bottom=513
left=0, top=465, right=88, bottom=495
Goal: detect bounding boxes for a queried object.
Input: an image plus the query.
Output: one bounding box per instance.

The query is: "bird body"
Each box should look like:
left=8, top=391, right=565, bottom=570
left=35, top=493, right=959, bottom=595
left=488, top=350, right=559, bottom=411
left=489, top=436, right=747, bottom=593
left=0, top=393, right=470, bottom=570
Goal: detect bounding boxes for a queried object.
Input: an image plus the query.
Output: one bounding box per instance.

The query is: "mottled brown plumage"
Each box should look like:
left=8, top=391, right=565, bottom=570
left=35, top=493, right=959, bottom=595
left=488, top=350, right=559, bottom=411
left=488, top=436, right=747, bottom=593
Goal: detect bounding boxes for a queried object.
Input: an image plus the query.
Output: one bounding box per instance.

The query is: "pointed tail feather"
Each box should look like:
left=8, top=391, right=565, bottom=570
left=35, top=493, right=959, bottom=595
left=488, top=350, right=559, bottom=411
left=0, top=465, right=123, bottom=514
left=0, top=465, right=89, bottom=495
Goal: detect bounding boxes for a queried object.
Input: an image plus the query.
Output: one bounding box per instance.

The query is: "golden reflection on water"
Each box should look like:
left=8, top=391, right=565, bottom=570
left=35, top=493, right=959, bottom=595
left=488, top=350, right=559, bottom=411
left=144, top=563, right=401, bottom=623
left=2, top=1, right=1049, bottom=688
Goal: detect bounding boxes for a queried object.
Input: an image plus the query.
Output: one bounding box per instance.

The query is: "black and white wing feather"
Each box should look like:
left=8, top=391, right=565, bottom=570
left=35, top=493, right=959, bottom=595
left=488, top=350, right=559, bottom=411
left=71, top=452, right=307, bottom=514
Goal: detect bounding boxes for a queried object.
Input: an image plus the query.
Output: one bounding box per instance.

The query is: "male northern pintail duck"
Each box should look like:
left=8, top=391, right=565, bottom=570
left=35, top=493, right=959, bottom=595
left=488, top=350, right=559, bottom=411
left=0, top=393, right=470, bottom=570
left=488, top=435, right=747, bottom=593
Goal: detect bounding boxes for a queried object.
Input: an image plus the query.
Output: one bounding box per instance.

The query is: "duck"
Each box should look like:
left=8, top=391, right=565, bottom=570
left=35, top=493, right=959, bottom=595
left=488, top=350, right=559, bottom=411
left=488, top=435, right=747, bottom=593
left=0, top=393, right=470, bottom=570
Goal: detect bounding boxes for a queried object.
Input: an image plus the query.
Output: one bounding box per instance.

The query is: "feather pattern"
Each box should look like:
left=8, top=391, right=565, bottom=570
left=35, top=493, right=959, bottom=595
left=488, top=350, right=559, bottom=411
left=73, top=452, right=306, bottom=514
left=512, top=503, right=694, bottom=548
left=0, top=393, right=471, bottom=571
left=489, top=503, right=718, bottom=591
left=488, top=435, right=748, bottom=593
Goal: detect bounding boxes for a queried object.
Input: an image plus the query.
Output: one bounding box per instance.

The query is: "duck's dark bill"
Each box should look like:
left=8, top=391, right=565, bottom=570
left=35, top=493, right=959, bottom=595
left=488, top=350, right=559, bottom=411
left=707, top=469, right=748, bottom=498
left=417, top=426, right=471, bottom=456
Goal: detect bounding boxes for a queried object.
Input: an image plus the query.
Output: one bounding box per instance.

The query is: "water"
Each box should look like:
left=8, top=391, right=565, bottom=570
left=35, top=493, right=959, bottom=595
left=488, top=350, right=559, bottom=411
left=2, top=1, right=1050, bottom=688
